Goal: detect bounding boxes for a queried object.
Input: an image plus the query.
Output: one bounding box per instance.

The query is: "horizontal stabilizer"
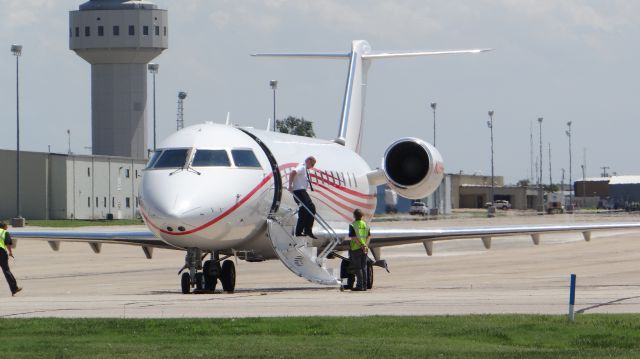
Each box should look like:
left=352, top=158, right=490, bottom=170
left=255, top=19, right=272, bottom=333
left=362, top=48, right=492, bottom=59
left=251, top=53, right=350, bottom=59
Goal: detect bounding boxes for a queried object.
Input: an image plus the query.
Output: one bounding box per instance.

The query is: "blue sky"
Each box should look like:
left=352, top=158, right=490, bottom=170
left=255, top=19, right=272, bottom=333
left=0, top=0, right=638, bottom=183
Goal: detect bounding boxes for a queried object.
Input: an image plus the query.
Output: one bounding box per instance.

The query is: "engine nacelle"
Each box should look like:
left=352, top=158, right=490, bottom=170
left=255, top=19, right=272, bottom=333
left=381, top=138, right=444, bottom=199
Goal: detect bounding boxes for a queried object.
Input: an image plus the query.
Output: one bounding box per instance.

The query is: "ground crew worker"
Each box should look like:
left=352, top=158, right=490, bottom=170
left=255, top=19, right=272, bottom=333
left=348, top=209, right=370, bottom=291
left=289, top=156, right=317, bottom=238
left=0, top=222, right=21, bottom=296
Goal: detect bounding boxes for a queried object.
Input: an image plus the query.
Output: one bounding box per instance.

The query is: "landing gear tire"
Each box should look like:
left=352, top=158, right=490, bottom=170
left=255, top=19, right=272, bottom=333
left=220, top=260, right=236, bottom=293
left=203, top=260, right=218, bottom=292
left=366, top=261, right=374, bottom=290
left=340, top=259, right=355, bottom=290
left=195, top=272, right=204, bottom=291
left=181, top=272, right=191, bottom=294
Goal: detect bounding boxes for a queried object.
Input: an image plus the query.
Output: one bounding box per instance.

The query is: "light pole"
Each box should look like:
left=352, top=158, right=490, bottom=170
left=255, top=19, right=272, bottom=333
left=11, top=44, right=24, bottom=226
left=270, top=80, right=278, bottom=132
left=67, top=129, right=72, bottom=154
left=537, top=117, right=544, bottom=214
left=430, top=102, right=438, bottom=214
left=566, top=121, right=573, bottom=212
left=430, top=102, right=437, bottom=147
left=487, top=110, right=495, bottom=217
left=148, top=63, right=159, bottom=151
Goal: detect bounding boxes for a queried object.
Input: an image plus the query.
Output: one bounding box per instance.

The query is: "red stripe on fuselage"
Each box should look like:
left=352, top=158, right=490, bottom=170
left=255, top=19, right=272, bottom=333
left=313, top=182, right=376, bottom=209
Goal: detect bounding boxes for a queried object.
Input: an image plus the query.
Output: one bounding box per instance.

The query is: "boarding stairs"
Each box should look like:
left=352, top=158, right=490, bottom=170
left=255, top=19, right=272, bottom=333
left=266, top=195, right=343, bottom=286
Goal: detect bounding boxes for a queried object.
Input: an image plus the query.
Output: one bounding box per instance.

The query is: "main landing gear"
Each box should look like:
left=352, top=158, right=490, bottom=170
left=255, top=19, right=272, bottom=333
left=179, top=248, right=236, bottom=294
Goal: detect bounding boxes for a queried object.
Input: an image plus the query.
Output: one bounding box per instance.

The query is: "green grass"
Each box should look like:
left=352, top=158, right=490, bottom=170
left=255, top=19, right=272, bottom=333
left=2, top=315, right=640, bottom=358
left=10, top=219, right=144, bottom=227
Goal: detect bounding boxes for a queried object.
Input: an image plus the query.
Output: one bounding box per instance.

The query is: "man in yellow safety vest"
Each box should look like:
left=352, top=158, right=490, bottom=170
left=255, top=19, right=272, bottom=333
left=348, top=209, right=370, bottom=291
left=0, top=222, right=21, bottom=296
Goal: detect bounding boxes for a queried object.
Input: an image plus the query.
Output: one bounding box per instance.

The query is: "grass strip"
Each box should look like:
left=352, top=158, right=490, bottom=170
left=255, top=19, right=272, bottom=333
left=2, top=315, right=640, bottom=358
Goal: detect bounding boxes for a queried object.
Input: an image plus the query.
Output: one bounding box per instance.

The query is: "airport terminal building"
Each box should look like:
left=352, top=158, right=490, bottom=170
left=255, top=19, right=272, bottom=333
left=0, top=149, right=145, bottom=220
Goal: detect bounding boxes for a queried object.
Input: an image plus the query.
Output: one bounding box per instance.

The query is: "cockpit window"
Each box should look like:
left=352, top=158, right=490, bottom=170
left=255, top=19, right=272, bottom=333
left=231, top=149, right=261, bottom=168
left=192, top=150, right=231, bottom=167
left=146, top=150, right=162, bottom=169
left=152, top=149, right=189, bottom=169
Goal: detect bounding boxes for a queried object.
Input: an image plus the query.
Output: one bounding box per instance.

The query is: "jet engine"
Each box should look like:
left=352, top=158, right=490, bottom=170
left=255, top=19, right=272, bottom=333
left=381, top=138, right=444, bottom=199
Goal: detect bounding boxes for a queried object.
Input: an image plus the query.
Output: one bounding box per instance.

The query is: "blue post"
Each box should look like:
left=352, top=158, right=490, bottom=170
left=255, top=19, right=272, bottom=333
left=569, top=273, right=576, bottom=321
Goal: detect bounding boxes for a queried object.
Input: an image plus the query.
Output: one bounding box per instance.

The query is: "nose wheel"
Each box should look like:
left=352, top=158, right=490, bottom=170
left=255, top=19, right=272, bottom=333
left=179, top=249, right=234, bottom=294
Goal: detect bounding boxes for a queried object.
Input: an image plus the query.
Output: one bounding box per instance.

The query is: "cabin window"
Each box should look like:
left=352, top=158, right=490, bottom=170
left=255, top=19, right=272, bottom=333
left=192, top=150, right=231, bottom=167
left=231, top=149, right=261, bottom=168
left=152, top=149, right=189, bottom=169
left=146, top=150, right=162, bottom=169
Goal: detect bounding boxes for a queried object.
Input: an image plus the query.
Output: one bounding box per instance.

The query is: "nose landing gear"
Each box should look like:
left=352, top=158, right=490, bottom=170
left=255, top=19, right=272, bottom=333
left=179, top=248, right=235, bottom=294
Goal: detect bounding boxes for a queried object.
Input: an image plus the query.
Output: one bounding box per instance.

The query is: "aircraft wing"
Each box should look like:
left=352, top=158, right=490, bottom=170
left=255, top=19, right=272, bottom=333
left=8, top=228, right=177, bottom=258
left=323, top=222, right=640, bottom=252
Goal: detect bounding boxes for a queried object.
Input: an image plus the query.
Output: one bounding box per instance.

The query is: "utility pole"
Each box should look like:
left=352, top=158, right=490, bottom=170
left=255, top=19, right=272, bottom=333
left=430, top=102, right=439, bottom=214
left=530, top=121, right=534, bottom=182
left=566, top=121, right=573, bottom=212
left=601, top=166, right=610, bottom=177
left=487, top=110, right=495, bottom=218
left=548, top=143, right=552, bottom=189
left=270, top=80, right=278, bottom=132
left=537, top=117, right=544, bottom=214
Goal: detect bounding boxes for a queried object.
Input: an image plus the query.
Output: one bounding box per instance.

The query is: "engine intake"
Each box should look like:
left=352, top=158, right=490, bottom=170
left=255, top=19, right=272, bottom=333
left=382, top=138, right=444, bottom=199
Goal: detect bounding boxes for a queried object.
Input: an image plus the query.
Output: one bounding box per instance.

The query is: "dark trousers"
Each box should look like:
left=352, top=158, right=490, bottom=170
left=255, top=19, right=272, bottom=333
left=0, top=249, right=18, bottom=294
left=293, top=189, right=316, bottom=236
left=349, top=248, right=368, bottom=290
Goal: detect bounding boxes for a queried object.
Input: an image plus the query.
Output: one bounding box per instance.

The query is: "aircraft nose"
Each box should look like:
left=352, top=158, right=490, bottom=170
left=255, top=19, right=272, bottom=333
left=141, top=173, right=204, bottom=230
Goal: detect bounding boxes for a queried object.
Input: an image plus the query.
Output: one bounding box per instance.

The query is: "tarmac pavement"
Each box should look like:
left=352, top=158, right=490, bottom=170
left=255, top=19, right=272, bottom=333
left=1, top=211, right=640, bottom=318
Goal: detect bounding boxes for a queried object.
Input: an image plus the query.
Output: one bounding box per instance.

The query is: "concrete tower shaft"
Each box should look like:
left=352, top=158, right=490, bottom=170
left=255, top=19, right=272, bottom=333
left=70, top=0, right=168, bottom=159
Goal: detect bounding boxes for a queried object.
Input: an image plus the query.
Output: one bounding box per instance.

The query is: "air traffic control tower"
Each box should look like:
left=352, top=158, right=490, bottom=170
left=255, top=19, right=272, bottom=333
left=70, top=0, right=168, bottom=159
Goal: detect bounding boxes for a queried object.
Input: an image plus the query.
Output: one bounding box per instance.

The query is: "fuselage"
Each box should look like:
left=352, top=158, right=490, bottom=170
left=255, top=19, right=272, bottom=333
left=139, top=122, right=376, bottom=258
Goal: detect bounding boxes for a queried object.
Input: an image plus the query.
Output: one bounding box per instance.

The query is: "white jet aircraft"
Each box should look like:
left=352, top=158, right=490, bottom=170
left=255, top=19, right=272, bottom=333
left=13, top=40, right=640, bottom=294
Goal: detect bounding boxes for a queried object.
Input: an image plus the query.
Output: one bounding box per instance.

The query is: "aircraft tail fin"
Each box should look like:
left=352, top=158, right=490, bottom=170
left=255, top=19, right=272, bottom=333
left=253, top=41, right=491, bottom=153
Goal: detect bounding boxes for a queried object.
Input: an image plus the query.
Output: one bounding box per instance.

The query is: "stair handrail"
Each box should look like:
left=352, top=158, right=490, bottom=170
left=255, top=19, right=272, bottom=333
left=290, top=191, right=342, bottom=262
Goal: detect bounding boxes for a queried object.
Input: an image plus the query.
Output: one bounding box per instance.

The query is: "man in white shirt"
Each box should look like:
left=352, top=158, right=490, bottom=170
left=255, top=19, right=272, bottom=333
left=288, top=156, right=317, bottom=238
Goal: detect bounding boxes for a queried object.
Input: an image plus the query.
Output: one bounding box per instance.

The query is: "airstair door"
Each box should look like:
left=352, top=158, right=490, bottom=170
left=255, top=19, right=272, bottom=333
left=266, top=216, right=341, bottom=286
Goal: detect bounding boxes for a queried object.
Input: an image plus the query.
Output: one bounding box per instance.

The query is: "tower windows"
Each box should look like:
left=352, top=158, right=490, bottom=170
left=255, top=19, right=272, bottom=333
left=155, top=26, right=160, bottom=36
left=85, top=26, right=90, bottom=36
left=143, top=26, right=149, bottom=35
left=69, top=28, right=72, bottom=38
left=98, top=26, right=104, bottom=37
left=113, top=26, right=120, bottom=36
left=75, top=27, right=80, bottom=37
left=129, top=25, right=135, bottom=36
left=164, top=26, right=167, bottom=36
